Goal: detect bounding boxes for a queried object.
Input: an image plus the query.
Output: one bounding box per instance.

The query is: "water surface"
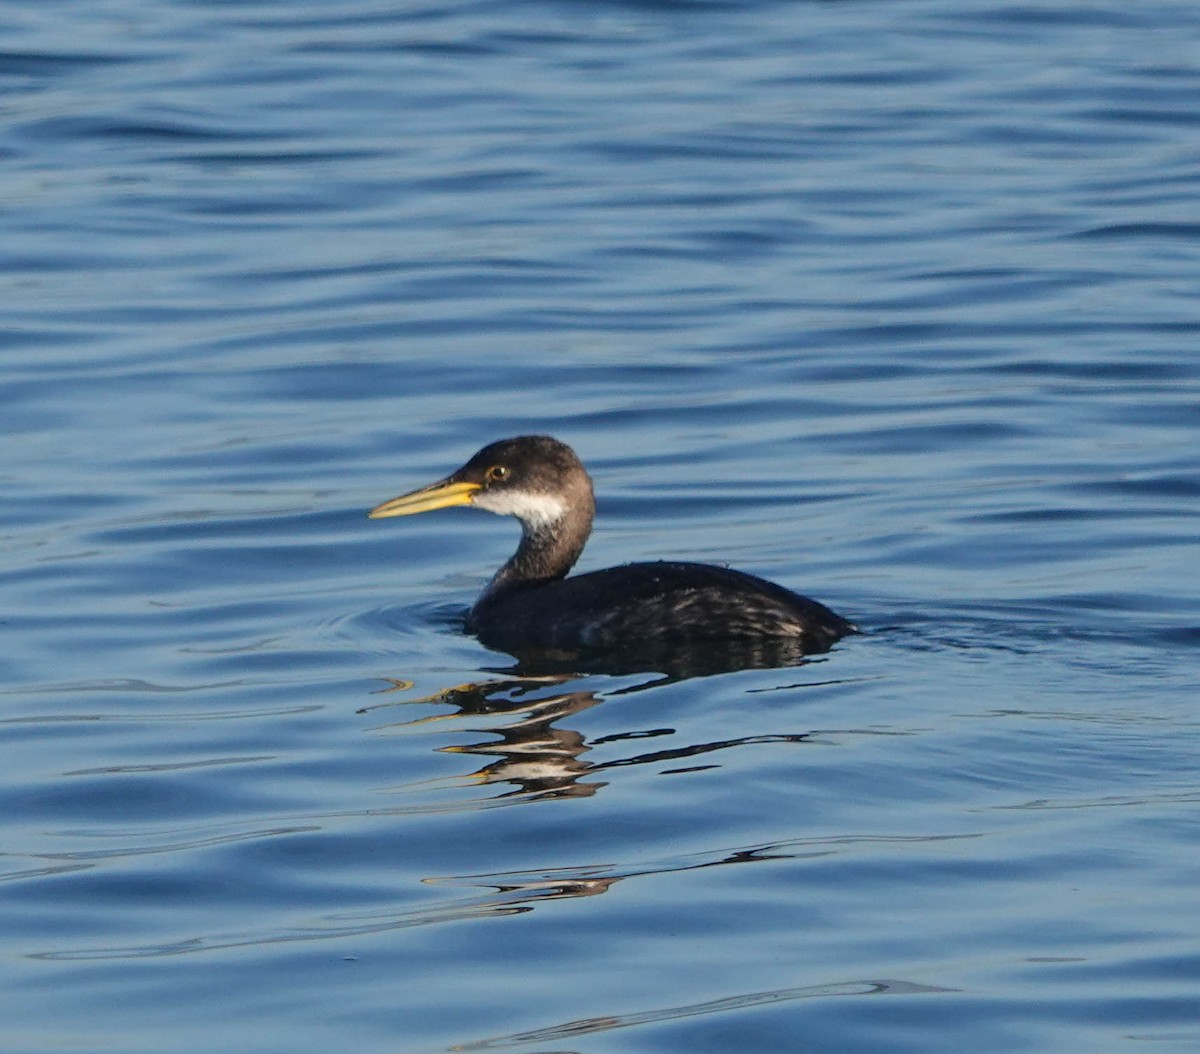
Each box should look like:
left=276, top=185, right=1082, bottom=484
left=4, top=1, right=1200, bottom=1051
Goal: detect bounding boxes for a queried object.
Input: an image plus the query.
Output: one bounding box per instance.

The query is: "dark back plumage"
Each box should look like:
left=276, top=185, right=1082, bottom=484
left=472, top=560, right=854, bottom=652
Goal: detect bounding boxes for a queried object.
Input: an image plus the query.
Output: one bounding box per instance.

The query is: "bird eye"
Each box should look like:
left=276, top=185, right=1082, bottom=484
left=486, top=465, right=509, bottom=482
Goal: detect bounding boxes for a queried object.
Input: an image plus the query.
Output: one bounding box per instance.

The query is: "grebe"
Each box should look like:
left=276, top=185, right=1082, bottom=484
left=369, top=436, right=855, bottom=655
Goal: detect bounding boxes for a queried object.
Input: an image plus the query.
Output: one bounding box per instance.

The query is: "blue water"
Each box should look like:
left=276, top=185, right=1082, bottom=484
left=4, top=1, right=1200, bottom=1050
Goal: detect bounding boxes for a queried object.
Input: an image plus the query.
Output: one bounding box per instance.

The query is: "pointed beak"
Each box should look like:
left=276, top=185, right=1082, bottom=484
left=368, top=478, right=481, bottom=519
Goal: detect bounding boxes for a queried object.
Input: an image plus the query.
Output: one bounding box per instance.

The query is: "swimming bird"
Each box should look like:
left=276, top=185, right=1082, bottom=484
left=368, top=436, right=855, bottom=657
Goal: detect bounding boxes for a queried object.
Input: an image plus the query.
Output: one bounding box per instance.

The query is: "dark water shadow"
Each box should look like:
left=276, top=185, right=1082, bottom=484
left=491, top=632, right=848, bottom=684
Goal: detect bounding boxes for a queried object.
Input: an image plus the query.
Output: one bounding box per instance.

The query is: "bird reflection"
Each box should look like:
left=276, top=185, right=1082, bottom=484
left=424, top=839, right=830, bottom=943
left=362, top=674, right=822, bottom=803
left=364, top=677, right=605, bottom=801
left=439, top=683, right=606, bottom=801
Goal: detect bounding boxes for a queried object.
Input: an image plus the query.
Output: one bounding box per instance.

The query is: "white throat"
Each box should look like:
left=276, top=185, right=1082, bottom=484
left=473, top=489, right=567, bottom=530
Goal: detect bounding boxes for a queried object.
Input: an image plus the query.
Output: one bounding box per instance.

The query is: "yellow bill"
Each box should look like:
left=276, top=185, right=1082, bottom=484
left=368, top=479, right=481, bottom=519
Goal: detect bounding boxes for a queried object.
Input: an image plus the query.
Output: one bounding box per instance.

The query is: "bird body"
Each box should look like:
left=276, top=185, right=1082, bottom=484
left=369, top=435, right=855, bottom=659
left=471, top=560, right=850, bottom=651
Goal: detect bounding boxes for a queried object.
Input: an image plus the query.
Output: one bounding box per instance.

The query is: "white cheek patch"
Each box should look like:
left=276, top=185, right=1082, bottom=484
left=473, top=489, right=567, bottom=529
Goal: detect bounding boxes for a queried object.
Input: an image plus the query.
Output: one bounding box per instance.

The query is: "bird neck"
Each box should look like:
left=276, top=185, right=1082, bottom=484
left=485, top=503, right=592, bottom=596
